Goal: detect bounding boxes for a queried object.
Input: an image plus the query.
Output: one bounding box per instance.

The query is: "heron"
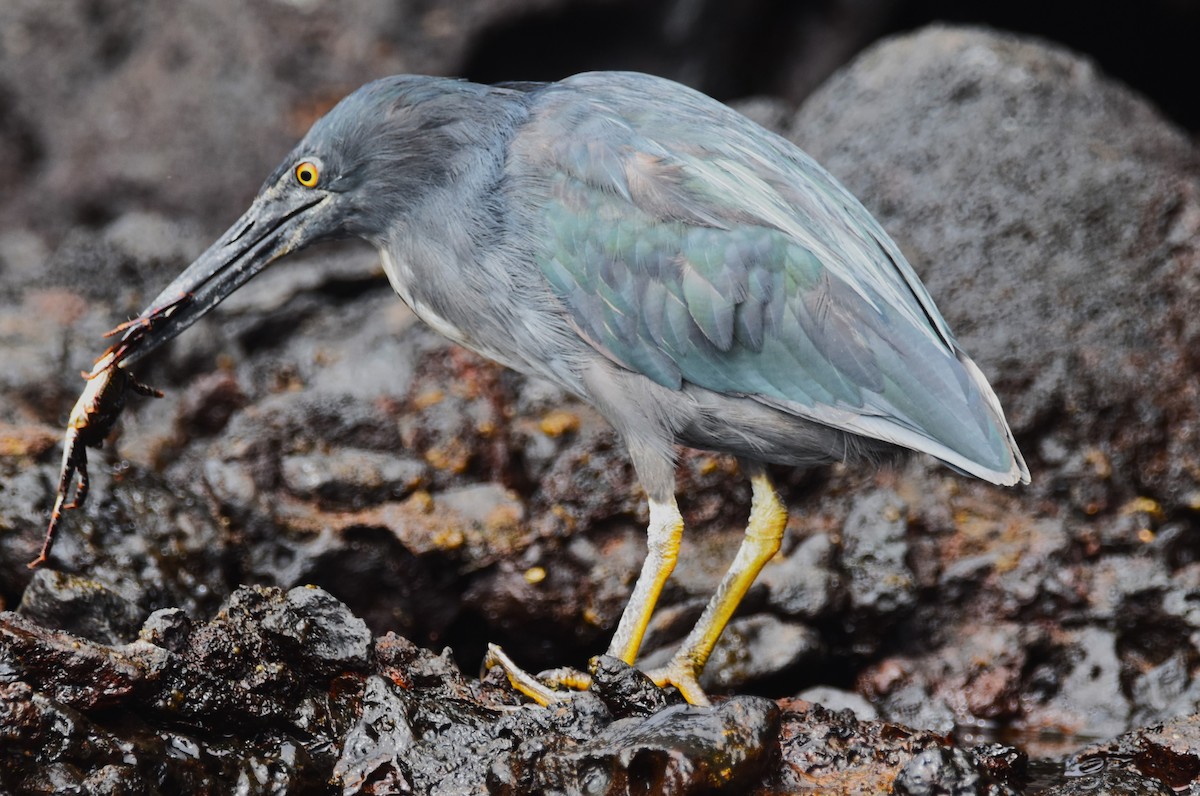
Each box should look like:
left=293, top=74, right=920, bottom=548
left=48, top=71, right=1028, bottom=706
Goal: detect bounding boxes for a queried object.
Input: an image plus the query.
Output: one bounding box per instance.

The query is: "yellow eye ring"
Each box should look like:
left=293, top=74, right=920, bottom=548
left=295, top=161, right=320, bottom=188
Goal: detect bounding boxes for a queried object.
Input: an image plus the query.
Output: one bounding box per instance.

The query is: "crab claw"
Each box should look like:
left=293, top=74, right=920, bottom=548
left=29, top=365, right=162, bottom=568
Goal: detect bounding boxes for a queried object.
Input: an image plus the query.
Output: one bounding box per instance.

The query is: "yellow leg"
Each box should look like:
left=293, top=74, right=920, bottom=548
left=484, top=496, right=683, bottom=704
left=648, top=470, right=787, bottom=705
left=605, top=497, right=685, bottom=664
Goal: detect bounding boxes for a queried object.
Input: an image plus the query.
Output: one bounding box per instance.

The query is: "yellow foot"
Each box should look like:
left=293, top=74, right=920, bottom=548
left=483, top=643, right=593, bottom=706
left=646, top=657, right=711, bottom=707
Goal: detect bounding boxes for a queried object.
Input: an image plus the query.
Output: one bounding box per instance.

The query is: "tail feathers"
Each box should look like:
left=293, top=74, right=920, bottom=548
left=956, top=352, right=1029, bottom=486
left=817, top=350, right=1028, bottom=487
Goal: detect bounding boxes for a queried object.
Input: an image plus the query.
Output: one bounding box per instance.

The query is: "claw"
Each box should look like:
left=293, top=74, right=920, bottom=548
left=100, top=291, right=192, bottom=368
left=30, top=363, right=162, bottom=568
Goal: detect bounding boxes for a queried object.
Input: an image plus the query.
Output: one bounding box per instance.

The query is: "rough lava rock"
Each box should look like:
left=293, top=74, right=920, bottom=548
left=792, top=25, right=1200, bottom=512
left=1, top=587, right=1019, bottom=794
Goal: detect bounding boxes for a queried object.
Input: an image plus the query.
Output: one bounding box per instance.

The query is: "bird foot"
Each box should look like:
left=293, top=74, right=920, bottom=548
left=483, top=643, right=593, bottom=706
left=484, top=645, right=713, bottom=708
left=645, top=658, right=711, bottom=707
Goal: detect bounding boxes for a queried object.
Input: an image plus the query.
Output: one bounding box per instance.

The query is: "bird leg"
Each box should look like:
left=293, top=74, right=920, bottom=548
left=483, top=496, right=685, bottom=704
left=605, top=496, right=685, bottom=664
left=645, top=468, right=787, bottom=706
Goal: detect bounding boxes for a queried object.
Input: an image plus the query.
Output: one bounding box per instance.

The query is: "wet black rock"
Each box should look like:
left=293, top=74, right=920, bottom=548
left=1, top=462, right=230, bottom=633
left=1, top=585, right=370, bottom=790
left=332, top=674, right=418, bottom=793
left=761, top=700, right=1019, bottom=794
left=589, top=654, right=678, bottom=718
left=260, top=585, right=373, bottom=674
left=347, top=634, right=780, bottom=795
left=17, top=569, right=145, bottom=646
left=972, top=743, right=1028, bottom=793
left=1, top=591, right=1032, bottom=794
left=1068, top=714, right=1200, bottom=793
left=509, top=697, right=780, bottom=795
left=0, top=614, right=154, bottom=711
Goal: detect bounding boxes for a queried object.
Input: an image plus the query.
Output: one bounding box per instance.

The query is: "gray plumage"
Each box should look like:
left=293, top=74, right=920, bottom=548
left=176, top=71, right=1024, bottom=502
left=106, top=71, right=1028, bottom=700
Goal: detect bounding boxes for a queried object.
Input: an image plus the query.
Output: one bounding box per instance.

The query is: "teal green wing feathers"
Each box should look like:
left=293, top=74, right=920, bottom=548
left=513, top=72, right=1023, bottom=483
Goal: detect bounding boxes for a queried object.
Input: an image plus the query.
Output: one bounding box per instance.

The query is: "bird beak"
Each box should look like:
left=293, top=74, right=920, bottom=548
left=98, top=187, right=329, bottom=371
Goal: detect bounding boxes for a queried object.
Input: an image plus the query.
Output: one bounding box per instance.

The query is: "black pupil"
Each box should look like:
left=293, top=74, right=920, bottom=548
left=300, top=168, right=314, bottom=183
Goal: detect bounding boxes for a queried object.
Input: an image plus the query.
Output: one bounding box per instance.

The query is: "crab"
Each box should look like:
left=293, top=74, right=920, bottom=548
left=29, top=293, right=190, bottom=568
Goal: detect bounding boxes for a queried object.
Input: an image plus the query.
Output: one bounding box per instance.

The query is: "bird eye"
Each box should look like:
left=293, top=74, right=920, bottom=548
left=294, top=161, right=320, bottom=188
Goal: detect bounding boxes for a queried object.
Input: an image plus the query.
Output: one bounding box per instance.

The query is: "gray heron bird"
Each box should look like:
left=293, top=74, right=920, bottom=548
left=41, top=71, right=1028, bottom=705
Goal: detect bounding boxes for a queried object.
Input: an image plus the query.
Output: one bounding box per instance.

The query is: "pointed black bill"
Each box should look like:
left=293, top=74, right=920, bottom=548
left=98, top=188, right=328, bottom=372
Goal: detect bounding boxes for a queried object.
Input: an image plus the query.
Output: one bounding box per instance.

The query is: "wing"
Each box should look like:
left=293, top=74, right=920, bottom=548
left=509, top=72, right=1025, bottom=484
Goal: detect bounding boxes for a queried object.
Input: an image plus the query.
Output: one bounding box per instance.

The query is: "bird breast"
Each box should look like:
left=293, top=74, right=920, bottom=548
left=378, top=247, right=477, bottom=349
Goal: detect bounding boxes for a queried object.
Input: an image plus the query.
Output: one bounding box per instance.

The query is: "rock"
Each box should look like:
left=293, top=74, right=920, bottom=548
left=894, top=746, right=1012, bottom=796
left=1162, top=564, right=1200, bottom=628
left=861, top=622, right=1032, bottom=729
left=435, top=482, right=526, bottom=530
left=841, top=489, right=914, bottom=617
left=1, top=461, right=230, bottom=623
left=0, top=0, right=631, bottom=238
left=1129, top=653, right=1200, bottom=728
left=698, top=614, right=821, bottom=692
left=1133, top=718, right=1200, bottom=790
left=17, top=569, right=145, bottom=646
left=760, top=532, right=840, bottom=620
left=872, top=683, right=957, bottom=736
left=507, top=697, right=781, bottom=795
left=281, top=447, right=427, bottom=507
left=761, top=700, right=1018, bottom=794
left=794, top=25, right=1200, bottom=510
left=175, top=370, right=247, bottom=438
left=1044, top=768, right=1174, bottom=795
left=0, top=682, right=132, bottom=792
left=260, top=586, right=373, bottom=674
left=1024, top=626, right=1131, bottom=738
left=0, top=614, right=153, bottom=710
left=589, top=654, right=678, bottom=718
left=989, top=516, right=1072, bottom=616
left=794, top=685, right=879, bottom=720
left=332, top=675, right=416, bottom=794
left=1072, top=714, right=1200, bottom=793
left=971, top=744, right=1027, bottom=793
left=4, top=11, right=1200, bottom=792
left=137, top=607, right=192, bottom=653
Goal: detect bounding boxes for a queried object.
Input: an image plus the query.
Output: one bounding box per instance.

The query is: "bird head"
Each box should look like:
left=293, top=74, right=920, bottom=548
left=105, top=75, right=509, bottom=369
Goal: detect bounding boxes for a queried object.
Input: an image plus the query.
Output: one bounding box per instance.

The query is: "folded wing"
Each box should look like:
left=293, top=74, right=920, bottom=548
left=512, top=72, right=1027, bottom=485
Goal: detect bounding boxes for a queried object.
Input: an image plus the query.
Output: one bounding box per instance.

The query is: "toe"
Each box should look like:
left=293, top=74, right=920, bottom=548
left=646, top=659, right=712, bottom=707
left=483, top=643, right=590, bottom=706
